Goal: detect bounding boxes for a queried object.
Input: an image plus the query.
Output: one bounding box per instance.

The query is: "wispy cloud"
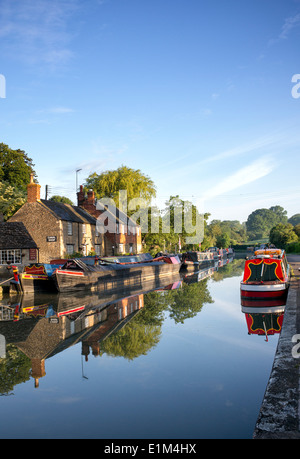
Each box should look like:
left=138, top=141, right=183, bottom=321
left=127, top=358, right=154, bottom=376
left=155, top=132, right=281, bottom=178
left=198, top=134, right=280, bottom=166
left=268, top=12, right=300, bottom=46
left=38, top=106, right=74, bottom=114
left=0, top=0, right=80, bottom=68
left=202, top=156, right=275, bottom=200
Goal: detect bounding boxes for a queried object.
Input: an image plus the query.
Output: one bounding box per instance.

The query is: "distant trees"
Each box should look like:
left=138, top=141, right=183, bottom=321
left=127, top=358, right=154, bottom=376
left=49, top=195, right=74, bottom=205
left=206, top=219, right=246, bottom=246
left=288, top=214, right=300, bottom=226
left=246, top=206, right=288, bottom=240
left=269, top=223, right=298, bottom=248
left=142, top=195, right=208, bottom=254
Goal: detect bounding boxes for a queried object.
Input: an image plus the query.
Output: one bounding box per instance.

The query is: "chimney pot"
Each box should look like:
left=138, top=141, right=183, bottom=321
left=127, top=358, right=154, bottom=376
left=27, top=176, right=41, bottom=203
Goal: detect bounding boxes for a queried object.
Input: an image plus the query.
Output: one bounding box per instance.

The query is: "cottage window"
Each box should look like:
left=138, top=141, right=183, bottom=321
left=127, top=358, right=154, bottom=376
left=0, top=249, right=22, bottom=265
left=66, top=244, right=74, bottom=255
left=95, top=245, right=101, bottom=256
left=67, top=222, right=73, bottom=236
left=82, top=224, right=86, bottom=234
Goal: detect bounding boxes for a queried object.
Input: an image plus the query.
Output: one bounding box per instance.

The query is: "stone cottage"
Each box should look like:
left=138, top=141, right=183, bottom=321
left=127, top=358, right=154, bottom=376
left=8, top=176, right=143, bottom=263
left=0, top=221, right=38, bottom=277
left=9, top=176, right=103, bottom=263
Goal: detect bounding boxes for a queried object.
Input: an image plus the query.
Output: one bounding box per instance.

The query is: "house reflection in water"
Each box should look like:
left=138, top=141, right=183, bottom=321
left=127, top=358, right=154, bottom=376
left=81, top=294, right=144, bottom=360
left=0, top=276, right=178, bottom=389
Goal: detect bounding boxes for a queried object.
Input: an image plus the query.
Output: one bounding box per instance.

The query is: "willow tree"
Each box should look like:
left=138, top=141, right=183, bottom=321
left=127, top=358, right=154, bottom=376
left=84, top=165, right=156, bottom=209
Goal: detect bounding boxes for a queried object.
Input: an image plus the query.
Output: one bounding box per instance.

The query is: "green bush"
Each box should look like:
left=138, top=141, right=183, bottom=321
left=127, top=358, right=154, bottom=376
left=286, top=241, right=300, bottom=253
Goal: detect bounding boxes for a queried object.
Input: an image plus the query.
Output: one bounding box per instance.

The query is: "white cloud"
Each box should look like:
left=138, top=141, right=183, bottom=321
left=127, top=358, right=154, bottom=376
left=0, top=0, right=80, bottom=68
left=268, top=12, right=300, bottom=46
left=202, top=156, right=275, bottom=200
left=46, top=106, right=74, bottom=114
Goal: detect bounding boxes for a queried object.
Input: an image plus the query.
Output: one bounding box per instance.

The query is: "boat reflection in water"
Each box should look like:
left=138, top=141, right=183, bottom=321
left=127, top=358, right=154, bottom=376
left=0, top=274, right=183, bottom=389
left=0, top=256, right=235, bottom=392
left=241, top=297, right=285, bottom=342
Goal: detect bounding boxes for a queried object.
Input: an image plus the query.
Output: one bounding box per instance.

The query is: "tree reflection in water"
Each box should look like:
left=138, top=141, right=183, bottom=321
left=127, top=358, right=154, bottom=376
left=99, top=278, right=213, bottom=359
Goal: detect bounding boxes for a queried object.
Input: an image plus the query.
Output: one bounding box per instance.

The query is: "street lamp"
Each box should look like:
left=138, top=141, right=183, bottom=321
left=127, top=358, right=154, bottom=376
left=76, top=168, right=82, bottom=193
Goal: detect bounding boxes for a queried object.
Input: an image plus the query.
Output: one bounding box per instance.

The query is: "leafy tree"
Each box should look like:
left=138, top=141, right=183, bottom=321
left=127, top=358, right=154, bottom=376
left=142, top=195, right=207, bottom=253
left=269, top=206, right=288, bottom=222
left=216, top=232, right=230, bottom=248
left=0, top=143, right=36, bottom=190
left=0, top=181, right=26, bottom=220
left=269, top=223, right=298, bottom=248
left=294, top=224, right=300, bottom=238
left=246, top=206, right=288, bottom=240
left=207, top=219, right=246, bottom=245
left=84, top=165, right=156, bottom=210
left=49, top=195, right=74, bottom=205
left=288, top=214, right=300, bottom=226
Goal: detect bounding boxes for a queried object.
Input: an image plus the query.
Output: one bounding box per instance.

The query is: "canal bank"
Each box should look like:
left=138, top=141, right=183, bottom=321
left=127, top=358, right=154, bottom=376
left=253, top=254, right=300, bottom=439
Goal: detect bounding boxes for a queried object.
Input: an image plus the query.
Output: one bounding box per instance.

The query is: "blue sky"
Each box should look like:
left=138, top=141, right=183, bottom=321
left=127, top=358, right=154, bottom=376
left=0, top=0, right=300, bottom=223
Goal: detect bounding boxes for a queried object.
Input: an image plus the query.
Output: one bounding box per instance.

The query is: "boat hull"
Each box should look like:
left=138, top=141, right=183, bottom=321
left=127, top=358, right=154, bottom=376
left=240, top=281, right=289, bottom=300
left=19, top=273, right=57, bottom=294
left=53, top=260, right=181, bottom=293
left=18, top=263, right=62, bottom=294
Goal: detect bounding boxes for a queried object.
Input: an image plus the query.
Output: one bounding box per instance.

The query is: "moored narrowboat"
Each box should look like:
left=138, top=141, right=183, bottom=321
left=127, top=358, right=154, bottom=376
left=18, top=263, right=62, bottom=294
left=240, top=248, right=290, bottom=301
left=53, top=255, right=181, bottom=293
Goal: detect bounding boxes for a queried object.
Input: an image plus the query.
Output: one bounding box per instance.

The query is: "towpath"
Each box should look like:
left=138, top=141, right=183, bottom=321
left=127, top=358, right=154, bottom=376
left=253, top=254, right=300, bottom=438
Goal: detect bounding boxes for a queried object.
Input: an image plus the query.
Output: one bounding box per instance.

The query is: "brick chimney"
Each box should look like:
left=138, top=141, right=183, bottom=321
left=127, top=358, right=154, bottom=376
left=77, top=185, right=100, bottom=217
left=77, top=185, right=85, bottom=206
left=27, top=173, right=41, bottom=203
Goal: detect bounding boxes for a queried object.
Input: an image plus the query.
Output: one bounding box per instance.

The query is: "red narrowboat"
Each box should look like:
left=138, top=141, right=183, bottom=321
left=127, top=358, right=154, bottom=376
left=240, top=249, right=290, bottom=301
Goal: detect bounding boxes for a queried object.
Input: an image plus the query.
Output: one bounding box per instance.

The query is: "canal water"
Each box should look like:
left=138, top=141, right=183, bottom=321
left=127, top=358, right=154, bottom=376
left=0, top=256, right=281, bottom=439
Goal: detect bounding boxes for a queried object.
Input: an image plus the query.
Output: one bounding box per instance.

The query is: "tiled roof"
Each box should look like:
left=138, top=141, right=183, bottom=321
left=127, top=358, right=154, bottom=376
left=0, top=222, right=38, bottom=249
left=40, top=200, right=97, bottom=224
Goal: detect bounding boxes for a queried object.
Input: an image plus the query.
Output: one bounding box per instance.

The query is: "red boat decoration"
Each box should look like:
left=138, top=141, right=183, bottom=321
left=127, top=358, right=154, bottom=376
left=244, top=311, right=284, bottom=341
left=240, top=248, right=290, bottom=301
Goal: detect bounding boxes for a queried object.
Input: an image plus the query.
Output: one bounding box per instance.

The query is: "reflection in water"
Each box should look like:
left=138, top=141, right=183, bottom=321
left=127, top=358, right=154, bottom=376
left=241, top=297, right=286, bottom=342
left=0, top=258, right=238, bottom=393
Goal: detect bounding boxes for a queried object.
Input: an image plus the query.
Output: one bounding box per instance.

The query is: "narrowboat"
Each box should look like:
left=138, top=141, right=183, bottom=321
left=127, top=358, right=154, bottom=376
left=53, top=255, right=181, bottom=293
left=207, top=247, right=234, bottom=259
left=181, top=251, right=215, bottom=269
left=18, top=263, right=62, bottom=294
left=240, top=248, right=290, bottom=301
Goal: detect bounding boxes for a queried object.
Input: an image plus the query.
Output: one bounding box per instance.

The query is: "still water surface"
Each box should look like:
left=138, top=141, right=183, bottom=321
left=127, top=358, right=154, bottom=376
left=0, top=257, right=281, bottom=439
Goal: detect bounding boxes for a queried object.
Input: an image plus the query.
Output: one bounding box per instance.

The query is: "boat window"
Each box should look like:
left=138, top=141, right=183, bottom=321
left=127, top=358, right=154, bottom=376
left=247, top=261, right=279, bottom=281
left=261, top=263, right=278, bottom=281
left=247, top=262, right=263, bottom=281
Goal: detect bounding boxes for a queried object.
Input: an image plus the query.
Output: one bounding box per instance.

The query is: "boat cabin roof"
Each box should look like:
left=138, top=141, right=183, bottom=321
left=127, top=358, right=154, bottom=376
left=253, top=248, right=285, bottom=259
